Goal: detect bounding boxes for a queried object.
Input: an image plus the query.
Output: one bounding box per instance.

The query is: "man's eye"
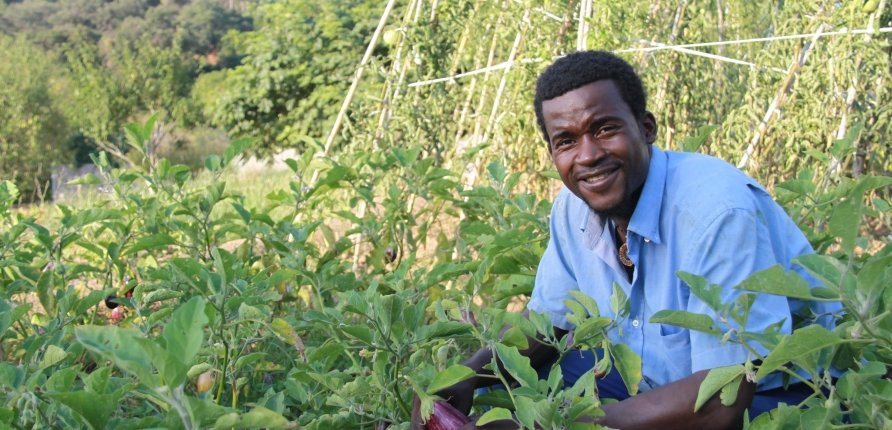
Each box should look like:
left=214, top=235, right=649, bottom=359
left=554, top=139, right=573, bottom=148
left=596, top=125, right=619, bottom=136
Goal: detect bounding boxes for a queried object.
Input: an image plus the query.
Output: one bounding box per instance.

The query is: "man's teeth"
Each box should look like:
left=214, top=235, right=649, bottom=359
left=583, top=171, right=611, bottom=182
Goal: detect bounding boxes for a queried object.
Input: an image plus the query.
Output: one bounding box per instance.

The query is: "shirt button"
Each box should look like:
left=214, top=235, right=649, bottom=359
left=632, top=319, right=640, bottom=327
left=644, top=238, right=651, bottom=243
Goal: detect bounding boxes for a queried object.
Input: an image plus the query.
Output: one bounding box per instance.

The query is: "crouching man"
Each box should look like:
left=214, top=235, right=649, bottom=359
left=413, top=50, right=839, bottom=430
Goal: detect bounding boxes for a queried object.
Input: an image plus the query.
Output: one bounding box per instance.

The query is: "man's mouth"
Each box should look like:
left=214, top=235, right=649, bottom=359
left=577, top=165, right=620, bottom=187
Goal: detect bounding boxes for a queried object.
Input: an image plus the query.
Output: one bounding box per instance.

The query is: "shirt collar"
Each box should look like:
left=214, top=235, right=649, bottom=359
left=628, top=146, right=666, bottom=244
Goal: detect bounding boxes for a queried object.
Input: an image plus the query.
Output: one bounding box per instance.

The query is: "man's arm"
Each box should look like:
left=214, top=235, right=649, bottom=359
left=596, top=369, right=755, bottom=430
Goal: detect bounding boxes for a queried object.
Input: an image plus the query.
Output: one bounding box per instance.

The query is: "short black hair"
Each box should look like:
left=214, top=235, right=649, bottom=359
left=534, top=50, right=648, bottom=143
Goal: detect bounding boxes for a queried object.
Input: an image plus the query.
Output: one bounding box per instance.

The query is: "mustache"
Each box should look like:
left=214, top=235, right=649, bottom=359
left=575, top=158, right=621, bottom=178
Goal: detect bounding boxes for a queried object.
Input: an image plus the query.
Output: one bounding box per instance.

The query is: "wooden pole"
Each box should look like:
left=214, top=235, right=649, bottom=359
left=738, top=24, right=825, bottom=171
left=312, top=0, right=397, bottom=185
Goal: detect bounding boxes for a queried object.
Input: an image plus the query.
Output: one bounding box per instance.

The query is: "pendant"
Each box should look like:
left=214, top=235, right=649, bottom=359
left=618, top=243, right=633, bottom=267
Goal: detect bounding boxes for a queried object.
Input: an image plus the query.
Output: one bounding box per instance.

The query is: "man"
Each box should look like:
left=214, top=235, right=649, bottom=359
left=418, top=51, right=837, bottom=429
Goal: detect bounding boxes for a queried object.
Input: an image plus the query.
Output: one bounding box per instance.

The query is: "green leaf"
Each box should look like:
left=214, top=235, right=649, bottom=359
left=205, top=154, right=222, bottom=171
left=564, top=366, right=596, bottom=399
left=851, top=175, right=892, bottom=198
left=416, top=321, right=472, bottom=340
left=426, top=364, right=475, bottom=395
left=0, top=302, right=30, bottom=338
left=487, top=162, right=507, bottom=183
left=214, top=412, right=240, bottom=429
left=50, top=391, right=118, bottom=430
left=677, top=271, right=722, bottom=312
left=756, top=325, right=841, bottom=380
left=679, top=124, right=717, bottom=152
left=340, top=324, right=373, bottom=344
left=234, top=352, right=267, bottom=371
left=573, top=317, right=612, bottom=345
left=39, top=345, right=67, bottom=370
left=828, top=198, right=860, bottom=254
left=0, top=363, right=23, bottom=388
left=611, top=343, right=642, bottom=396
left=238, top=303, right=265, bottom=320
left=694, top=364, right=745, bottom=412
left=568, top=291, right=600, bottom=318
left=720, top=373, right=744, bottom=406
left=222, top=137, right=253, bottom=167
left=794, top=254, right=853, bottom=291
left=124, top=233, right=176, bottom=256
left=494, top=343, right=539, bottom=388
left=650, top=310, right=719, bottom=335
left=735, top=265, right=836, bottom=300
left=564, top=300, right=588, bottom=325
left=514, top=396, right=536, bottom=429
left=239, top=405, right=288, bottom=429
left=501, top=326, right=529, bottom=349
left=476, top=407, right=513, bottom=426
left=163, top=296, right=207, bottom=363
left=610, top=282, right=630, bottom=318
left=857, top=255, right=892, bottom=307
left=539, top=170, right=561, bottom=181
left=161, top=297, right=208, bottom=386
left=75, top=326, right=157, bottom=387
left=269, top=318, right=302, bottom=349
left=46, top=365, right=79, bottom=392
left=474, top=390, right=514, bottom=409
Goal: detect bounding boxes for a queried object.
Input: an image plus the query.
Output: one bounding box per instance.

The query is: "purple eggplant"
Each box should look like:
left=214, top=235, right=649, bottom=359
left=425, top=400, right=472, bottom=430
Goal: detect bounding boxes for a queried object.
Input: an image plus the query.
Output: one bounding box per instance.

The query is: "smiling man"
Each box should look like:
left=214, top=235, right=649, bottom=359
left=416, top=51, right=838, bottom=430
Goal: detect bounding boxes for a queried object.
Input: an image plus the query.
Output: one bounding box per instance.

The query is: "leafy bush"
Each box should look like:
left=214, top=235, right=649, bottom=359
left=0, top=112, right=889, bottom=429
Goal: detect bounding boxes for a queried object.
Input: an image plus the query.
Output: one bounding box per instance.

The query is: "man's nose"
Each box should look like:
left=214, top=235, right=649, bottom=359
left=575, top=134, right=605, bottom=165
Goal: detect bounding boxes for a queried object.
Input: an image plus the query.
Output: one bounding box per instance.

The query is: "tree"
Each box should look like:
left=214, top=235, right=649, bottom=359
left=0, top=35, right=71, bottom=202
left=204, top=0, right=383, bottom=152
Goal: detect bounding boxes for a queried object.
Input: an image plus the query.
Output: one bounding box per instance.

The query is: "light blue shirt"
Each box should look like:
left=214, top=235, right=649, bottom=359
left=528, top=147, right=840, bottom=391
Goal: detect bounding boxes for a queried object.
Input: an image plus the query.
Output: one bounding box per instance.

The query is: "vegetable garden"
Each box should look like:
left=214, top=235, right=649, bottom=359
left=1, top=0, right=890, bottom=428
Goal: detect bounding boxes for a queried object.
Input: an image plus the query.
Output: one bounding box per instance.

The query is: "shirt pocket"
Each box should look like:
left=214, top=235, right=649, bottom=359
left=655, top=324, right=692, bottom=382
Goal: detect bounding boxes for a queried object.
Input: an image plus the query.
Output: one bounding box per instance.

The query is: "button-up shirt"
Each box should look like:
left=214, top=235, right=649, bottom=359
left=528, top=147, right=840, bottom=391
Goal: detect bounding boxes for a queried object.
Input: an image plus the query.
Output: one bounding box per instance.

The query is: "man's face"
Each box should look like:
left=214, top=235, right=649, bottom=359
left=542, top=80, right=656, bottom=219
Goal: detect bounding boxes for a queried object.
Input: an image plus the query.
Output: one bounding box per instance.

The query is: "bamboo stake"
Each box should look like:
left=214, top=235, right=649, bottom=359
left=407, top=26, right=892, bottom=89
left=463, top=3, right=506, bottom=189
left=617, top=26, right=892, bottom=53
left=864, top=0, right=888, bottom=40
left=511, top=0, right=561, bottom=21
left=372, top=0, right=420, bottom=146
left=576, top=0, right=592, bottom=51
left=635, top=39, right=785, bottom=73
left=463, top=9, right=530, bottom=192
left=350, top=0, right=419, bottom=272
left=555, top=0, right=578, bottom=48
left=312, top=0, right=397, bottom=185
left=738, top=24, right=825, bottom=170
left=484, top=10, right=529, bottom=144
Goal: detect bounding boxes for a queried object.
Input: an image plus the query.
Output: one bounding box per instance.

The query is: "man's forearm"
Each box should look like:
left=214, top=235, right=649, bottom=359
left=597, top=369, right=755, bottom=430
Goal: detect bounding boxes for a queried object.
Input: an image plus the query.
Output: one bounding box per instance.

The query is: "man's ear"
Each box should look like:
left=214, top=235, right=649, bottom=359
left=640, top=112, right=657, bottom=144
